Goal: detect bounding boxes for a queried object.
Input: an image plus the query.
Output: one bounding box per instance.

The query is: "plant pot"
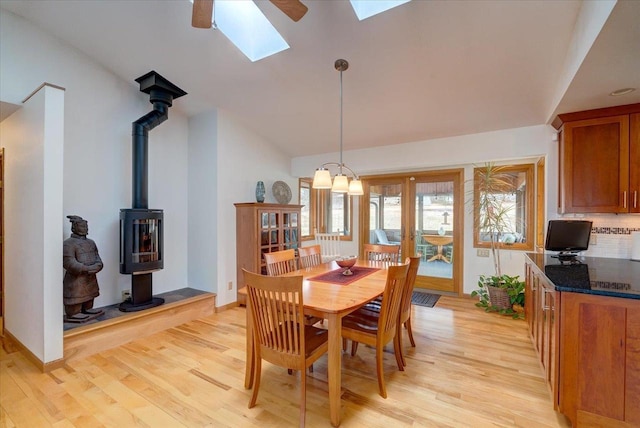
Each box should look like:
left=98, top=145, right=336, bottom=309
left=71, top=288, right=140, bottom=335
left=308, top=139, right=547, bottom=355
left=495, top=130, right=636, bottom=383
left=486, top=284, right=511, bottom=310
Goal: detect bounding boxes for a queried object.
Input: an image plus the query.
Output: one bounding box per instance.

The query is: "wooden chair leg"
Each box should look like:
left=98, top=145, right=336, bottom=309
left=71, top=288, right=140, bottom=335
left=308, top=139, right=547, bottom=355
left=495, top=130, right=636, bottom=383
left=249, top=357, right=262, bottom=408
left=309, top=364, right=313, bottom=373
left=376, top=346, right=387, bottom=399
left=350, top=341, right=359, bottom=356
left=342, top=338, right=347, bottom=351
left=300, top=367, right=307, bottom=427
left=405, top=318, right=416, bottom=347
left=393, top=334, right=404, bottom=371
left=396, top=324, right=406, bottom=367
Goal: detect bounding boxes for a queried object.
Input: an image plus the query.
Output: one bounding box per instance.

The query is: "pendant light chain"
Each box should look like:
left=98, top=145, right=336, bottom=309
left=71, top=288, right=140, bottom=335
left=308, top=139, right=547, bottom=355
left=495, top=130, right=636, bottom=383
left=339, top=65, right=344, bottom=175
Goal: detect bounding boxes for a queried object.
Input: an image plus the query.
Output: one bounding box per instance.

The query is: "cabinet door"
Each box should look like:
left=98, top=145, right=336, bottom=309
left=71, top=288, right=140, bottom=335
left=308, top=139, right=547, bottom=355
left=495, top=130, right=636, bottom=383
left=259, top=210, right=280, bottom=274
left=525, top=262, right=535, bottom=338
left=282, top=209, right=300, bottom=250
left=626, top=311, right=640, bottom=424
left=630, top=113, right=640, bottom=213
left=535, top=276, right=545, bottom=361
left=561, top=115, right=630, bottom=213
left=542, top=284, right=557, bottom=406
left=560, top=293, right=627, bottom=424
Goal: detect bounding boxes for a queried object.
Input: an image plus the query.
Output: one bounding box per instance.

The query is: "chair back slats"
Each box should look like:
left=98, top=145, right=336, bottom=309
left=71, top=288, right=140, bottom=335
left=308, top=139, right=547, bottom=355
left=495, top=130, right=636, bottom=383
left=400, top=257, right=421, bottom=322
left=378, top=262, right=410, bottom=338
left=315, top=231, right=341, bottom=262
left=245, top=271, right=305, bottom=358
left=298, top=244, right=322, bottom=268
left=363, top=243, right=401, bottom=263
left=264, top=249, right=297, bottom=276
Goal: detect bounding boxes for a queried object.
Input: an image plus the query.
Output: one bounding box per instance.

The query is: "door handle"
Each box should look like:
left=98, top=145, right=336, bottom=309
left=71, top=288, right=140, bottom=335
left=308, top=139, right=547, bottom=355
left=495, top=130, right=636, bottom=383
left=623, top=191, right=627, bottom=209
left=634, top=191, right=638, bottom=209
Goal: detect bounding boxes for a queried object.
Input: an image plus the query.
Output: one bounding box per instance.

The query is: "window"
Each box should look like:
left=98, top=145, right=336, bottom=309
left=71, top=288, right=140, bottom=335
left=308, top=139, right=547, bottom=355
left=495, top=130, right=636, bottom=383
left=473, top=163, right=534, bottom=251
left=299, top=178, right=353, bottom=241
left=299, top=178, right=314, bottom=239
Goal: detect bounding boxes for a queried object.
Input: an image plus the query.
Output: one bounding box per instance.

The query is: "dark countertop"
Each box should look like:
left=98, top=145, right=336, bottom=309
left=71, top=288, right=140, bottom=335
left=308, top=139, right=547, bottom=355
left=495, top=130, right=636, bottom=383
left=526, top=253, right=640, bottom=300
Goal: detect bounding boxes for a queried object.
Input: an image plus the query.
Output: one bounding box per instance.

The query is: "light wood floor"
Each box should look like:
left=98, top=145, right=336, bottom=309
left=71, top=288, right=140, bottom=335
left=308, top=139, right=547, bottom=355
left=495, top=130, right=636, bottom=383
left=1, top=296, right=571, bottom=427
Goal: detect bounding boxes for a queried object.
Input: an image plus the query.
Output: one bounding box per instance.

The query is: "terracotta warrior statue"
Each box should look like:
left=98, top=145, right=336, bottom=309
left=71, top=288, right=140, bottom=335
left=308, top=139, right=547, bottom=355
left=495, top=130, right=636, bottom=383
left=63, top=215, right=104, bottom=320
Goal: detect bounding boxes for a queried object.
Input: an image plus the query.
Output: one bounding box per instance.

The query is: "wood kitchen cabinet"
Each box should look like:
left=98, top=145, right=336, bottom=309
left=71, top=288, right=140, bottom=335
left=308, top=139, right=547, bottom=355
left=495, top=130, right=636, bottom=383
left=234, top=203, right=302, bottom=304
left=554, top=104, right=640, bottom=213
left=559, top=292, right=640, bottom=427
left=525, top=255, right=559, bottom=408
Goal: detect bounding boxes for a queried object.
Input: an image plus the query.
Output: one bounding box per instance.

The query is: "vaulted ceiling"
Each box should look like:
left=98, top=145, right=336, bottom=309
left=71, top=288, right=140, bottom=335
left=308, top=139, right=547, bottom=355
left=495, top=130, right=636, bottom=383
left=1, top=0, right=639, bottom=157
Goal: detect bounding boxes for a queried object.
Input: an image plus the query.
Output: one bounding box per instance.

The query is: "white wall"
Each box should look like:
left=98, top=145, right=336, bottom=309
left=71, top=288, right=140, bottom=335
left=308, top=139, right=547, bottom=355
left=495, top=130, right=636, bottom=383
left=0, top=85, right=65, bottom=362
left=0, top=9, right=190, bottom=313
left=293, top=124, right=559, bottom=294
left=187, top=110, right=218, bottom=295
left=215, top=109, right=298, bottom=306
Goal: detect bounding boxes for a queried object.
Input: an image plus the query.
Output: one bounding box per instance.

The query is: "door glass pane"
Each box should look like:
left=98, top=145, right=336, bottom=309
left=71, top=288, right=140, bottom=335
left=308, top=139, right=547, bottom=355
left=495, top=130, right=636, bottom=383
left=368, top=183, right=403, bottom=254
left=415, top=180, right=453, bottom=279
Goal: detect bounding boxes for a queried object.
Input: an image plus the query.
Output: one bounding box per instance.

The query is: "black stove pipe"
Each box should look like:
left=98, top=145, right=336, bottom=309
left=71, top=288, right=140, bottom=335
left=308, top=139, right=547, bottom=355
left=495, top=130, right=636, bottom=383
left=132, top=100, right=168, bottom=209
left=132, top=71, right=187, bottom=209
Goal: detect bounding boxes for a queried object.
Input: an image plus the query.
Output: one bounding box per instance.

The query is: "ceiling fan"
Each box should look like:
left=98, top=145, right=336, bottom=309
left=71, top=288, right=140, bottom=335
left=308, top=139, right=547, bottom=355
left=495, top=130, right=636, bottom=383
left=192, top=0, right=308, bottom=28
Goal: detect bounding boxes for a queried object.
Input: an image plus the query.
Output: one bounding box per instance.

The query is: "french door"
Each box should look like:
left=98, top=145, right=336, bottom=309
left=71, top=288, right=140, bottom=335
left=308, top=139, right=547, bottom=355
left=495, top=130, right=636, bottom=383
left=360, top=169, right=464, bottom=294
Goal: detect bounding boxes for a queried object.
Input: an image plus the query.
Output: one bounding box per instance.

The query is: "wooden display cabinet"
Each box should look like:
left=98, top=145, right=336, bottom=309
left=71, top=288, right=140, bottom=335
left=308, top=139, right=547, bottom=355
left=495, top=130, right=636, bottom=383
left=234, top=203, right=302, bottom=304
left=554, top=104, right=640, bottom=214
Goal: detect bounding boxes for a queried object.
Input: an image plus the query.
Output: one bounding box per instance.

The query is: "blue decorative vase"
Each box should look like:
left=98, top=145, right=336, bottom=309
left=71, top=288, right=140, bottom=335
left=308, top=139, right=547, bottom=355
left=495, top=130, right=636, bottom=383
left=255, top=181, right=265, bottom=203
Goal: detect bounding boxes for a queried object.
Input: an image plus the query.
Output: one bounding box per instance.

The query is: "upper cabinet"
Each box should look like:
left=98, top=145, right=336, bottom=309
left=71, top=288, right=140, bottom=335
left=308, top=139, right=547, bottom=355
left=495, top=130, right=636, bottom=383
left=554, top=104, right=640, bottom=214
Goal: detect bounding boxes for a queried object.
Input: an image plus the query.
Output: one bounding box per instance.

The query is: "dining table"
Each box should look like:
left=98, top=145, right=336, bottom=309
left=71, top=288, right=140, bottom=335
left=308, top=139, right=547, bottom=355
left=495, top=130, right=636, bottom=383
left=422, top=234, right=453, bottom=263
left=239, top=259, right=391, bottom=427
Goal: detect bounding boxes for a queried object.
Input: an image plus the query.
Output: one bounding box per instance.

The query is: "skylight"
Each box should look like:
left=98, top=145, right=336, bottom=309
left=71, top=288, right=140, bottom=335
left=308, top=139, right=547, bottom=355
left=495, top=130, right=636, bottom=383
left=349, top=0, right=412, bottom=21
left=193, top=0, right=289, bottom=62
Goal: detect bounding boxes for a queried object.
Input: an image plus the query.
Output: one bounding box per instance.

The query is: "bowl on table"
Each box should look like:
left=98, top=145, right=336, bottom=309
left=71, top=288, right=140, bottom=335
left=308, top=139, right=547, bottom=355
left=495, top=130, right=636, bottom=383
left=335, top=256, right=357, bottom=275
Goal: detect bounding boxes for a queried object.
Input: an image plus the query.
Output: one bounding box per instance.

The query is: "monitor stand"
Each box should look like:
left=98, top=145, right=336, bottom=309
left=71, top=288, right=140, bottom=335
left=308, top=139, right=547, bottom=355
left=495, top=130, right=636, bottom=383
left=551, top=252, right=581, bottom=263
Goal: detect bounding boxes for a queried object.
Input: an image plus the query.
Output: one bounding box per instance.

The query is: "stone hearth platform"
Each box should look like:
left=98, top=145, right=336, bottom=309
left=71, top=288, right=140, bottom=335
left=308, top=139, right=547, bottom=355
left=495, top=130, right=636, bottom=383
left=63, top=288, right=216, bottom=363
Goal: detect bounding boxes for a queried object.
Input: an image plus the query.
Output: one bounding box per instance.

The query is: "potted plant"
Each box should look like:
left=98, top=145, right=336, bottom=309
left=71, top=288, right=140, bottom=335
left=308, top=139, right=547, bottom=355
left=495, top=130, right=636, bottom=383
left=470, top=163, right=525, bottom=319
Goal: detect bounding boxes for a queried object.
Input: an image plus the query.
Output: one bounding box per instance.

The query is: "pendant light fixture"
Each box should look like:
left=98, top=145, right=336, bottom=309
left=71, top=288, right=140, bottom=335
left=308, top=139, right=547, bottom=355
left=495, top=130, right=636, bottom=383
left=312, top=59, right=364, bottom=196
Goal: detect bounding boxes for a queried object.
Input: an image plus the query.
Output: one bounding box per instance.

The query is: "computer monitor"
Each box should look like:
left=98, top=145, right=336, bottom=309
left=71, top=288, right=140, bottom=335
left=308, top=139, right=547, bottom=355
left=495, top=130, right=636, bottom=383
left=545, top=220, right=592, bottom=262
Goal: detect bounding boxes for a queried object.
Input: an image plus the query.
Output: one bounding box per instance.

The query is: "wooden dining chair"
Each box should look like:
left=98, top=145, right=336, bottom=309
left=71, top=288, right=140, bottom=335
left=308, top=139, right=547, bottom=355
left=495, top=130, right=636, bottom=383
left=243, top=269, right=329, bottom=428
left=298, top=244, right=322, bottom=268
left=315, top=230, right=341, bottom=262
left=265, top=248, right=321, bottom=327
left=341, top=261, right=410, bottom=398
left=264, top=249, right=297, bottom=276
left=348, top=256, right=420, bottom=367
left=363, top=243, right=401, bottom=263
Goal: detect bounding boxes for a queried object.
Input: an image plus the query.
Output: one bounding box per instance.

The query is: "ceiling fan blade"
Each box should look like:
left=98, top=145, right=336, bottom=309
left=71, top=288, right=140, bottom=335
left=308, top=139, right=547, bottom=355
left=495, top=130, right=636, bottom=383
left=192, top=0, right=213, bottom=29
left=270, top=0, right=308, bottom=22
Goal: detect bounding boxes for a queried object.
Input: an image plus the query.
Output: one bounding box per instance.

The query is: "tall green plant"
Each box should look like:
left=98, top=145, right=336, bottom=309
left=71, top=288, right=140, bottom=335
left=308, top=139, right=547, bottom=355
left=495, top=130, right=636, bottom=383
left=474, top=163, right=515, bottom=277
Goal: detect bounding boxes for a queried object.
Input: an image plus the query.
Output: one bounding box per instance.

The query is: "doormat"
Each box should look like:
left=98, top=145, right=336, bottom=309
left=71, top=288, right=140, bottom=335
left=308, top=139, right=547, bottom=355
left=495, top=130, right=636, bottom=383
left=411, top=291, right=440, bottom=308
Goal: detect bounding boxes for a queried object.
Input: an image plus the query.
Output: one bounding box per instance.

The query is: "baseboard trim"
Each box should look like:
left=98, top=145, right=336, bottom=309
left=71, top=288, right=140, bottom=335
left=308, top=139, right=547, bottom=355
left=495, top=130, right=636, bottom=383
left=215, top=300, right=239, bottom=312
left=3, top=329, right=65, bottom=373
left=64, top=292, right=216, bottom=363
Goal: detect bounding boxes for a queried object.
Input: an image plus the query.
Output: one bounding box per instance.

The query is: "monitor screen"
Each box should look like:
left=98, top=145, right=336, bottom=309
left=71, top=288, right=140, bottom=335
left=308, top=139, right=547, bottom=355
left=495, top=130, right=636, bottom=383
left=544, top=220, right=592, bottom=254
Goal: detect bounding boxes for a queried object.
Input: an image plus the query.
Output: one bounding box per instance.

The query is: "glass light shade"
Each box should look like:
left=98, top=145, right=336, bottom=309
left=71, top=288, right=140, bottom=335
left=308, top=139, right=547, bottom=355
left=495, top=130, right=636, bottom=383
left=348, top=179, right=364, bottom=196
left=332, top=174, right=349, bottom=193
left=312, top=169, right=332, bottom=189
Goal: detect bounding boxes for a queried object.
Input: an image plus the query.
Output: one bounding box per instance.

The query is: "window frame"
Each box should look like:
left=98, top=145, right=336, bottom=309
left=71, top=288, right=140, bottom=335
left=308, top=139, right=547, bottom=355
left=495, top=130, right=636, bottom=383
left=298, top=177, right=353, bottom=241
left=473, top=163, right=535, bottom=251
